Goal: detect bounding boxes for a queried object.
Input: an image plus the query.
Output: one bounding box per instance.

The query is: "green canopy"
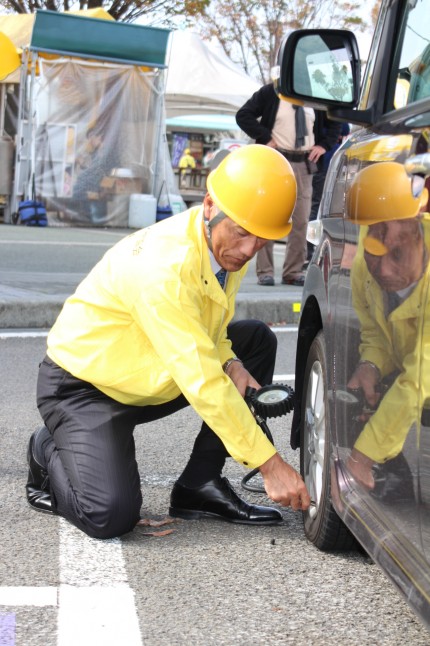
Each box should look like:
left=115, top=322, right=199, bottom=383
left=30, top=10, right=170, bottom=68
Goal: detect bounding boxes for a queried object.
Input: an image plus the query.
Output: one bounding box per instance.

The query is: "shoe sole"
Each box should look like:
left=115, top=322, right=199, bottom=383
left=169, top=507, right=283, bottom=525
left=26, top=499, right=54, bottom=515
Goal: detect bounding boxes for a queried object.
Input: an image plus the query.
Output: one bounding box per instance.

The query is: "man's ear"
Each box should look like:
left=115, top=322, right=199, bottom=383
left=203, top=193, right=214, bottom=220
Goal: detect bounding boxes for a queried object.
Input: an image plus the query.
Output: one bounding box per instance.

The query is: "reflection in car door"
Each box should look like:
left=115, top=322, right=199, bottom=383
left=333, top=135, right=429, bottom=553
left=418, top=224, right=430, bottom=561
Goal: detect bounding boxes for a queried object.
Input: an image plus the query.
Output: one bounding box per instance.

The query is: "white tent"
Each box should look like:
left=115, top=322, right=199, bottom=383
left=164, top=30, right=260, bottom=118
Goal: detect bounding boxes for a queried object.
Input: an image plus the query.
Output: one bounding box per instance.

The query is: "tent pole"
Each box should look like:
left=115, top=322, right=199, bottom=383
left=10, top=49, right=29, bottom=219
left=151, top=70, right=165, bottom=198
left=0, top=85, right=5, bottom=135
left=26, top=51, right=38, bottom=201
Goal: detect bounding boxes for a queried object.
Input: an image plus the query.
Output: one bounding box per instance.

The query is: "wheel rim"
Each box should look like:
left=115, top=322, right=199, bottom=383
left=304, top=359, right=326, bottom=521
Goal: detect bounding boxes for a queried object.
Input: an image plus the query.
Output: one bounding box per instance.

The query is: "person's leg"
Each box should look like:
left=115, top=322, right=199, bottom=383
left=170, top=320, right=281, bottom=524
left=177, top=319, right=277, bottom=486
left=32, top=357, right=189, bottom=538
left=256, top=241, right=275, bottom=285
left=282, top=161, right=313, bottom=283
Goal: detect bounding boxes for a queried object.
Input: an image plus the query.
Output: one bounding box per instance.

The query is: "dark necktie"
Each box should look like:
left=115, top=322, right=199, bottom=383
left=216, top=269, right=227, bottom=288
left=387, top=291, right=401, bottom=313
left=293, top=105, right=308, bottom=148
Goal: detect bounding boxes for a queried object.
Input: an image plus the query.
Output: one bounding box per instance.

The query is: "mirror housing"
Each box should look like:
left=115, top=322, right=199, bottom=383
left=273, top=29, right=361, bottom=112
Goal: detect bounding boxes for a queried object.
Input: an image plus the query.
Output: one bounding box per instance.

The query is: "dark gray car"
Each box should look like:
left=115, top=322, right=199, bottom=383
left=276, top=0, right=430, bottom=630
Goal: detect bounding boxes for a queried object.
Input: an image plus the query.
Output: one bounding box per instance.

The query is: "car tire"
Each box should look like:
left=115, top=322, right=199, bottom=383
left=300, top=331, right=357, bottom=551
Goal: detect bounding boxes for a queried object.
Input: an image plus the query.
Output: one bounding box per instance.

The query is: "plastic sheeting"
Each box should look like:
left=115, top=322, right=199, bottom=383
left=18, top=58, right=170, bottom=227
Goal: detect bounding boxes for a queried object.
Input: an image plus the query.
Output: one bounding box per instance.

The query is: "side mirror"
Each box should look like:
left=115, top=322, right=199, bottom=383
left=273, top=29, right=361, bottom=110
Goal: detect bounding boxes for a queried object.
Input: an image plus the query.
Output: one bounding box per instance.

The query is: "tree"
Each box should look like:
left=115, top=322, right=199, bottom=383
left=192, top=0, right=368, bottom=84
left=312, top=63, right=352, bottom=101
left=0, top=0, right=208, bottom=25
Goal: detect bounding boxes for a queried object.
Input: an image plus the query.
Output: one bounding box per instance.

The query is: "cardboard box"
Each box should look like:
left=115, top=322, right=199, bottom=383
left=100, top=176, right=143, bottom=195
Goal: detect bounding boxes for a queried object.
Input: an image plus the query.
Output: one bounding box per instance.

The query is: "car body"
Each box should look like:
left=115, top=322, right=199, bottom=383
left=276, top=0, right=430, bottom=630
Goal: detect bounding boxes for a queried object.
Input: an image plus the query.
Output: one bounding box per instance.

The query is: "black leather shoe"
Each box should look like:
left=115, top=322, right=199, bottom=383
left=169, top=477, right=283, bottom=525
left=26, top=427, right=53, bottom=514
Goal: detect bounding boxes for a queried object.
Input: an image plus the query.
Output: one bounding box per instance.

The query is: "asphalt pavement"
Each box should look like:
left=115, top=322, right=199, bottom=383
left=0, top=223, right=303, bottom=329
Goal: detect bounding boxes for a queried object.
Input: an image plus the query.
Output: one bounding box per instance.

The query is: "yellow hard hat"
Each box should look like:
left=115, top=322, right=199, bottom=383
left=206, top=144, right=297, bottom=239
left=346, top=161, right=429, bottom=225
left=184, top=148, right=191, bottom=155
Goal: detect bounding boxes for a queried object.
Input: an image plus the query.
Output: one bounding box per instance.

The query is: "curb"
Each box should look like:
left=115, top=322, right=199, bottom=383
left=234, top=294, right=301, bottom=325
left=1, top=295, right=301, bottom=328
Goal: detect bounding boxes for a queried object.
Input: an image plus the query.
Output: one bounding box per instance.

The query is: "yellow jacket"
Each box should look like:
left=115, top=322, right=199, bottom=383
left=178, top=153, right=196, bottom=170
left=47, top=206, right=276, bottom=469
left=351, top=218, right=430, bottom=462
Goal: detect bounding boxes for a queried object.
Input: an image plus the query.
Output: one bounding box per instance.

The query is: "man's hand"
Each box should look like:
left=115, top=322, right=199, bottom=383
left=346, top=448, right=375, bottom=490
left=347, top=361, right=381, bottom=409
left=307, top=145, right=326, bottom=163
left=226, top=360, right=260, bottom=397
left=259, top=453, right=311, bottom=511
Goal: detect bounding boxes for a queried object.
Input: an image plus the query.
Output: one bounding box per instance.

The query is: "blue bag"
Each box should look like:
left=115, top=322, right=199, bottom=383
left=18, top=200, right=48, bottom=227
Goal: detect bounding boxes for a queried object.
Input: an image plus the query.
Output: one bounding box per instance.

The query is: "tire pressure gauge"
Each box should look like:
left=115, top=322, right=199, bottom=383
left=242, top=383, right=295, bottom=494
left=246, top=384, right=294, bottom=419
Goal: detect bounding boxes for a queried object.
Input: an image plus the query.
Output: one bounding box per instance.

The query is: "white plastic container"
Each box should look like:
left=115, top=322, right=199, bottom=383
left=128, top=194, right=157, bottom=229
left=169, top=194, right=187, bottom=215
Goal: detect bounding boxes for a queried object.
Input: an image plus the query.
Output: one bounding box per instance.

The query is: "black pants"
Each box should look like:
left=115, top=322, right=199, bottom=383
left=36, top=320, right=277, bottom=539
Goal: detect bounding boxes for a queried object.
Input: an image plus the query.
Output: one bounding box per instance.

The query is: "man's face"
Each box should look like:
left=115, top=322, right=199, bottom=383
left=364, top=218, right=425, bottom=291
left=204, top=196, right=268, bottom=272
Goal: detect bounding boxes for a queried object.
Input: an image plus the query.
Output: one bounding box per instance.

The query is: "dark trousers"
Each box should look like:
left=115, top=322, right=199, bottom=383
left=36, top=320, right=277, bottom=539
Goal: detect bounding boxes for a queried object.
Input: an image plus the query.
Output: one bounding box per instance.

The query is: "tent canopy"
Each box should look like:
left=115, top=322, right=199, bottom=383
left=165, top=113, right=240, bottom=132
left=30, top=10, right=169, bottom=68
left=164, top=30, right=259, bottom=118
left=0, top=9, right=169, bottom=83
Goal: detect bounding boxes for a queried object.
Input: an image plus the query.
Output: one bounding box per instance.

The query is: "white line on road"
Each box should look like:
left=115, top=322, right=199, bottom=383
left=0, top=240, right=114, bottom=247
left=0, top=520, right=142, bottom=645
left=0, top=330, right=49, bottom=338
left=274, top=374, right=295, bottom=381
left=0, top=327, right=298, bottom=340
left=0, top=587, right=57, bottom=606
left=58, top=519, right=142, bottom=646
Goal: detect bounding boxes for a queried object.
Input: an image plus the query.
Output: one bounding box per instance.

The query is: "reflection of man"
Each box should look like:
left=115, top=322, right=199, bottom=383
left=345, top=162, right=429, bottom=489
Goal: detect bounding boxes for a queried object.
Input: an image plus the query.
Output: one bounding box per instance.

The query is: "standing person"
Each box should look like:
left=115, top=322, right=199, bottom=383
left=178, top=147, right=196, bottom=173
left=26, top=144, right=311, bottom=540
left=178, top=147, right=196, bottom=188
left=236, top=82, right=341, bottom=286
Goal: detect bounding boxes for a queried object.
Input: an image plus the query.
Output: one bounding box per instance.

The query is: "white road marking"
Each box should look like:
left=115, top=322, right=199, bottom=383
left=59, top=586, right=142, bottom=646
left=58, top=519, right=142, bottom=646
left=274, top=374, right=295, bottom=382
left=0, top=587, right=57, bottom=606
left=0, top=330, right=49, bottom=338
left=0, top=240, right=115, bottom=247
left=0, top=326, right=298, bottom=340
left=0, top=520, right=142, bottom=645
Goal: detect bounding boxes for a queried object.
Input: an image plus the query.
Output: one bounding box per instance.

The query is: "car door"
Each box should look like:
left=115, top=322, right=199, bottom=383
left=332, top=133, right=424, bottom=554
left=332, top=0, right=430, bottom=557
